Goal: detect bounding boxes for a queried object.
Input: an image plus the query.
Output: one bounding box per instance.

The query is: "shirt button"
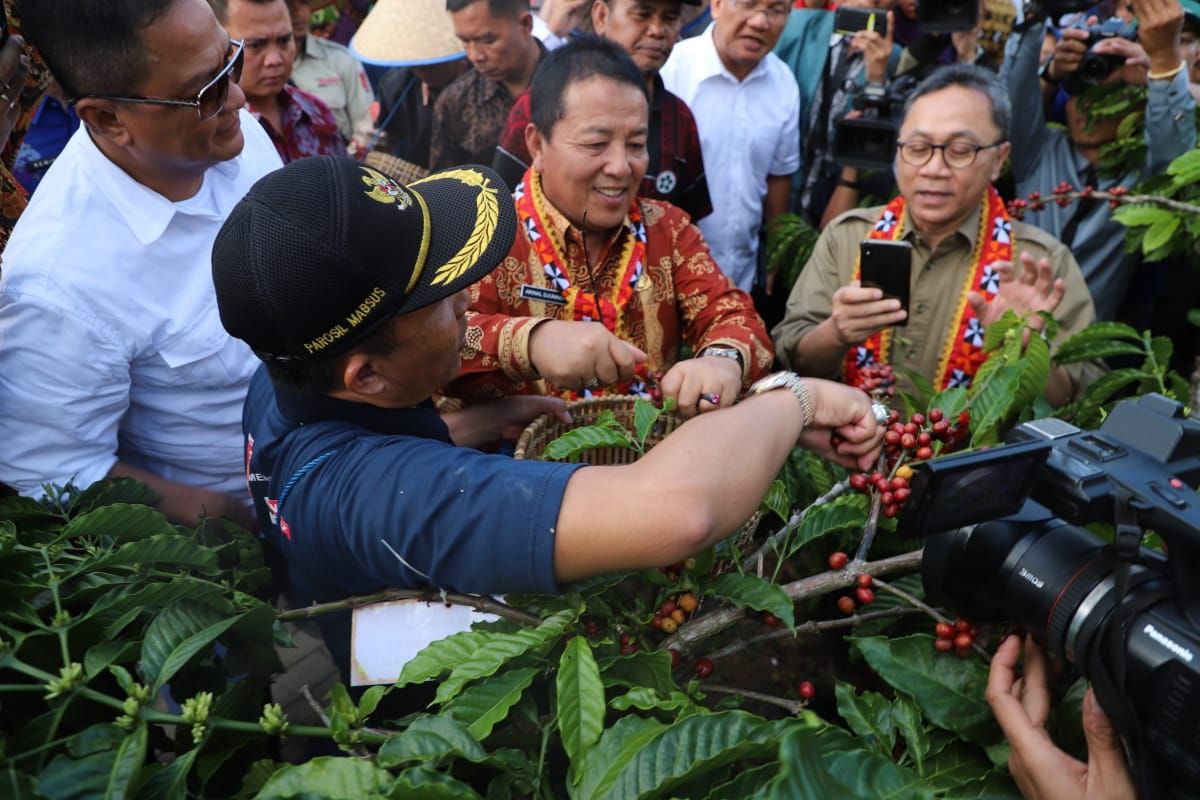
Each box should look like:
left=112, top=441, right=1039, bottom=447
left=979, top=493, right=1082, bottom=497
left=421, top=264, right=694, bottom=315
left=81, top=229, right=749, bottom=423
left=916, top=303, right=927, bottom=315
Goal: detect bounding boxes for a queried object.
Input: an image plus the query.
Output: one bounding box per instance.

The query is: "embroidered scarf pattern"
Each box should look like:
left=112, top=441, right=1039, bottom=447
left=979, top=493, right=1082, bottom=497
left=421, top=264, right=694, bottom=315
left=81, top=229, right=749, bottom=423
left=842, top=186, right=1010, bottom=391
left=514, top=168, right=650, bottom=398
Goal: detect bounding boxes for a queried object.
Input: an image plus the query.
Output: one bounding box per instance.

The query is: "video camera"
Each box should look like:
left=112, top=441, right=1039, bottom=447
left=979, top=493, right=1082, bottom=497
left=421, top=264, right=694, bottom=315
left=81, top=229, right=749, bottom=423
left=899, top=393, right=1200, bottom=796
left=833, top=74, right=920, bottom=172
left=1061, top=17, right=1139, bottom=96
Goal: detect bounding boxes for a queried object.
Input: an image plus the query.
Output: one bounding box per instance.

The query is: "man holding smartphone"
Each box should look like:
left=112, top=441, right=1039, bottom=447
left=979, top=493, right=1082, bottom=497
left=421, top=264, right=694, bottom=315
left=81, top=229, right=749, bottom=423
left=772, top=64, right=1101, bottom=407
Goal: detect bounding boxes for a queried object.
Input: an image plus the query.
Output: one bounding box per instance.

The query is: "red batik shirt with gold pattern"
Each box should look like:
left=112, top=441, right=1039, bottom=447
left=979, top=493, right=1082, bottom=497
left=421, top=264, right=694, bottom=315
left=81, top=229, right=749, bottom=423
left=446, top=172, right=773, bottom=401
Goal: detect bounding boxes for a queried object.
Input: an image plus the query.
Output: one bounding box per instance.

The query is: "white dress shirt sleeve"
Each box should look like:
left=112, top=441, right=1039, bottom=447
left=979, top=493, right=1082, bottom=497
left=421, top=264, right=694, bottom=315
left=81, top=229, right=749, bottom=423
left=0, top=293, right=131, bottom=495
left=769, top=71, right=802, bottom=177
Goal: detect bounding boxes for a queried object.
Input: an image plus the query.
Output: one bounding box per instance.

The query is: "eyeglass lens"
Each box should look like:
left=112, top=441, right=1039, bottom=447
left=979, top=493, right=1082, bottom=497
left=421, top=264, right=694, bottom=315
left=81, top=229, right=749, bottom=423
left=198, top=45, right=245, bottom=120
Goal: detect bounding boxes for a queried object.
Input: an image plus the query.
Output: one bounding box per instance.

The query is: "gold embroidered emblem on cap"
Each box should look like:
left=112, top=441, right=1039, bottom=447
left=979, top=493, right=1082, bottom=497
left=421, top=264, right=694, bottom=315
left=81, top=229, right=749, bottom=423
left=410, top=169, right=498, bottom=287
left=361, top=166, right=413, bottom=209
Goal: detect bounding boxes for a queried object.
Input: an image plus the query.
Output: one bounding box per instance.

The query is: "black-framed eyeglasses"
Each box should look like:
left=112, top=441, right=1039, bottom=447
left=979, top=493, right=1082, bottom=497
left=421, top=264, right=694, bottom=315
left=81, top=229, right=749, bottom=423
left=74, top=39, right=245, bottom=121
left=897, top=139, right=1006, bottom=169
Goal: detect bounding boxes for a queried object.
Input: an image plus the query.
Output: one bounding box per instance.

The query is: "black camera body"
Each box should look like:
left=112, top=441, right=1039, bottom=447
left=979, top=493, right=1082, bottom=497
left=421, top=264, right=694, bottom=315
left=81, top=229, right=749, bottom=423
left=1062, top=17, right=1139, bottom=96
left=900, top=394, right=1200, bottom=795
left=833, top=74, right=920, bottom=171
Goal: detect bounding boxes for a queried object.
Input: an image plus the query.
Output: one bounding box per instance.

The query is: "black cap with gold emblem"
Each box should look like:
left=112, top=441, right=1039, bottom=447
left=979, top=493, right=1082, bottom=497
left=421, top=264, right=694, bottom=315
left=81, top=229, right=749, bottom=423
left=212, top=156, right=515, bottom=364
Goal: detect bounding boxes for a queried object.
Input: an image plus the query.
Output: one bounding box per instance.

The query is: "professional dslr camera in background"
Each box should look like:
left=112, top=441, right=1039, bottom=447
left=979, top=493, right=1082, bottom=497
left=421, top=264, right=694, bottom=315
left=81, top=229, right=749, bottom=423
left=898, top=393, right=1200, bottom=798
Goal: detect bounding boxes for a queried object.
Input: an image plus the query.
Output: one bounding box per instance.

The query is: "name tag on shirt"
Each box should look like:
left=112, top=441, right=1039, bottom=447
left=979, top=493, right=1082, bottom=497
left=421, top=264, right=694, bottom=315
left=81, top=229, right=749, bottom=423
left=350, top=600, right=498, bottom=686
left=519, top=284, right=566, bottom=306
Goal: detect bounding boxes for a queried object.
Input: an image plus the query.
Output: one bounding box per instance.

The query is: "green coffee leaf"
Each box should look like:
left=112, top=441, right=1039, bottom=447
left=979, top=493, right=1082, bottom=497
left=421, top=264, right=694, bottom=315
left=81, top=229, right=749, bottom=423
left=543, top=423, right=635, bottom=461
left=759, top=479, right=791, bottom=523
left=632, top=397, right=664, bottom=448
left=397, top=630, right=488, bottom=688
left=1051, top=340, right=1146, bottom=364
left=573, top=714, right=669, bottom=800
left=375, top=716, right=486, bottom=768
left=852, top=635, right=994, bottom=744
left=706, top=573, right=794, bottom=629
left=557, top=636, right=605, bottom=780
left=769, top=726, right=934, bottom=800
left=57, top=504, right=175, bottom=544
left=781, top=493, right=869, bottom=561
left=444, top=666, right=538, bottom=740
left=835, top=683, right=895, bottom=755
left=139, top=600, right=243, bottom=693
left=254, top=757, right=394, bottom=800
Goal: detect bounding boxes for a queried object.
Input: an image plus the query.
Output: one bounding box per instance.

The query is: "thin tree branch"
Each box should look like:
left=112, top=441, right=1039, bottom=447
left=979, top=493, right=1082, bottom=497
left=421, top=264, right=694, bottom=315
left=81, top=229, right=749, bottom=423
left=705, top=607, right=925, bottom=661
left=701, top=683, right=806, bottom=715
left=660, top=549, right=924, bottom=652
left=741, top=480, right=850, bottom=572
left=277, top=589, right=542, bottom=627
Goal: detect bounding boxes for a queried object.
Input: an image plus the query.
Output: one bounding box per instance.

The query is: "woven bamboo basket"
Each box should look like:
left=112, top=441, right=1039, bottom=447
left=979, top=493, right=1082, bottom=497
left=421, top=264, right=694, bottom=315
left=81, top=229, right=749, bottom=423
left=514, top=395, right=680, bottom=464
left=514, top=395, right=762, bottom=550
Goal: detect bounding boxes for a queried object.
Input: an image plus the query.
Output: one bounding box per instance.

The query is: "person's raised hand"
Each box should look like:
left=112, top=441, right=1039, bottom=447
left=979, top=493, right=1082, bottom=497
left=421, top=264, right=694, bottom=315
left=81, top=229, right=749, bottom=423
left=967, top=252, right=1064, bottom=331
left=850, top=11, right=895, bottom=84
left=794, top=378, right=884, bottom=471
left=986, top=634, right=1136, bottom=800
left=659, top=354, right=742, bottom=419
left=1091, top=36, right=1151, bottom=84
left=528, top=320, right=646, bottom=393
left=1130, top=0, right=1185, bottom=73
left=828, top=280, right=908, bottom=347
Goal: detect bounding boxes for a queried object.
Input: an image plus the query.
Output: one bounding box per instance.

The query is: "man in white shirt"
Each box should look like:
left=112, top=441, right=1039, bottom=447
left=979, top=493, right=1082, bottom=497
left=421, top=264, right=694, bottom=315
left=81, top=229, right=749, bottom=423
left=0, top=0, right=283, bottom=527
left=659, top=0, right=800, bottom=293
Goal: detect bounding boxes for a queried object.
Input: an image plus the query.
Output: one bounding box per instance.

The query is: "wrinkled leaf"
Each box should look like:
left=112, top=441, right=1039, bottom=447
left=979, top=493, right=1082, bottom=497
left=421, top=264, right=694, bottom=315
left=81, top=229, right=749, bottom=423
left=556, top=636, right=605, bottom=777
left=573, top=714, right=668, bottom=800
left=387, top=766, right=482, bottom=799
left=853, top=635, right=994, bottom=744
left=770, top=726, right=934, bottom=800
left=444, top=666, right=538, bottom=740
left=84, top=535, right=219, bottom=576
left=376, top=716, right=486, bottom=768
left=139, top=600, right=243, bottom=692
left=1051, top=340, right=1145, bottom=364
left=781, top=494, right=869, bottom=560
left=254, top=757, right=394, bottom=800
left=835, top=683, right=895, bottom=754
left=57, top=504, right=175, bottom=544
left=397, top=630, right=487, bottom=688
left=706, top=573, right=795, bottom=629
left=598, top=649, right=675, bottom=696
left=632, top=398, right=664, bottom=448
left=891, top=695, right=932, bottom=774
left=759, top=479, right=791, bottom=523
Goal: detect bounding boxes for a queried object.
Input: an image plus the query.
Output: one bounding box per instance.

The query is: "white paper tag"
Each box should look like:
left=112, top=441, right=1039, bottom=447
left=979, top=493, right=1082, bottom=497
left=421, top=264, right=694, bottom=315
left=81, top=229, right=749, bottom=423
left=349, top=599, right=498, bottom=686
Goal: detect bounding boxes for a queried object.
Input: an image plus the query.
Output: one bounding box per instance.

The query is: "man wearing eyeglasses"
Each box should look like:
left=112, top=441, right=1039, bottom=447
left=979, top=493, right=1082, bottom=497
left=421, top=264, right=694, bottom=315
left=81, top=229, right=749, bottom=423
left=211, top=0, right=345, bottom=163
left=772, top=64, right=1101, bottom=408
left=0, top=0, right=283, bottom=527
left=658, top=0, right=800, bottom=294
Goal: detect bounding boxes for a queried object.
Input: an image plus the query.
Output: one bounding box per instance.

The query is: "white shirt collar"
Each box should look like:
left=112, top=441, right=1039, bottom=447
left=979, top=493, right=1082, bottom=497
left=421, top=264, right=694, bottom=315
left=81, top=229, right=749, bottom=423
left=76, top=123, right=246, bottom=247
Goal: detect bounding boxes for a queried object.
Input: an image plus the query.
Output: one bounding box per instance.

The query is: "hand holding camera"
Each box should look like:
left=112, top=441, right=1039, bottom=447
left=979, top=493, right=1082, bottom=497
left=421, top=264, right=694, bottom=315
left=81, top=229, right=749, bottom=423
left=987, top=634, right=1136, bottom=800
left=849, top=10, right=895, bottom=84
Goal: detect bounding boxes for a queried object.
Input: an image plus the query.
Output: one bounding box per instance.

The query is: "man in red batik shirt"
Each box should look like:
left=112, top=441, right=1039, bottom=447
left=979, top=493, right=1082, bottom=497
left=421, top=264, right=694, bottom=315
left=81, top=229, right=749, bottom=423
left=447, top=36, right=771, bottom=419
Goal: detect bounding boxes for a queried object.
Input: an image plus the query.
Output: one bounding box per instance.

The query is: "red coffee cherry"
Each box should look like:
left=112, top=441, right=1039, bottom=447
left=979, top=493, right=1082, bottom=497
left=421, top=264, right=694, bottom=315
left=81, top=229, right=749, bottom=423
left=837, top=596, right=857, bottom=615
left=761, top=611, right=781, bottom=628
left=857, top=573, right=874, bottom=589
left=954, top=633, right=973, bottom=650
left=828, top=551, right=849, bottom=570
left=855, top=587, right=876, bottom=606
left=798, top=680, right=816, bottom=700
left=935, top=622, right=955, bottom=639
left=935, top=638, right=954, bottom=652
left=693, top=657, right=714, bottom=678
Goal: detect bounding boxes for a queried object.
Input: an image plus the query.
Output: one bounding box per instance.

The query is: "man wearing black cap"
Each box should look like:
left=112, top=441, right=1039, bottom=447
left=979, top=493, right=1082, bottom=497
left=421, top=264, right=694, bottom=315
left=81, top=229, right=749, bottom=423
left=212, top=156, right=884, bottom=677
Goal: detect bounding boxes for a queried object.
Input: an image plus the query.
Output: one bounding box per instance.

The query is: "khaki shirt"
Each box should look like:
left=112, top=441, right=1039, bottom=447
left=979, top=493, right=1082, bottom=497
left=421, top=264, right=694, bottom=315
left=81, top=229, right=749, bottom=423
left=291, top=35, right=375, bottom=144
left=771, top=202, right=1102, bottom=399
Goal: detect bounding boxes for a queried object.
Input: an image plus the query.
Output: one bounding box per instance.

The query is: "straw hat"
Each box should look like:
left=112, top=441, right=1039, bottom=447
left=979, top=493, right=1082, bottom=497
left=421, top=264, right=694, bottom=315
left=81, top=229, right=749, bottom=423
left=350, top=0, right=466, bottom=67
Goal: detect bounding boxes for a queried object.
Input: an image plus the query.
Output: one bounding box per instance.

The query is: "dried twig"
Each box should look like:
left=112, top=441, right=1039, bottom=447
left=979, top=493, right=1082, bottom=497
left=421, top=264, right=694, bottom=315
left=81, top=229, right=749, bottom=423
left=660, top=549, right=924, bottom=652
left=705, top=607, right=925, bottom=661
left=700, top=683, right=806, bottom=715
left=740, top=479, right=851, bottom=572
left=277, top=589, right=542, bottom=627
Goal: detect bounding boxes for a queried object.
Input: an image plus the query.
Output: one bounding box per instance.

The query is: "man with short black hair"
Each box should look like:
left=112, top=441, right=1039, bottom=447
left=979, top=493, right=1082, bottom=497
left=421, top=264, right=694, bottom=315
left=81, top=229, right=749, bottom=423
left=450, top=36, right=772, bottom=417
left=773, top=64, right=1100, bottom=407
left=213, top=155, right=883, bottom=678
left=0, top=0, right=282, bottom=526
left=430, top=0, right=544, bottom=170
left=211, top=0, right=345, bottom=162
left=493, top=0, right=712, bottom=221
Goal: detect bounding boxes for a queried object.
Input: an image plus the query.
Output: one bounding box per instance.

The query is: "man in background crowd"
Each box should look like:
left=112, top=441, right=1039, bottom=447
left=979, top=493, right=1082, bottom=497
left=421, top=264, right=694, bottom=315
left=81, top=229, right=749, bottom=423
left=494, top=0, right=712, bottom=221
left=288, top=0, right=375, bottom=154
left=773, top=65, right=1101, bottom=407
left=660, top=0, right=799, bottom=294
left=12, top=78, right=77, bottom=196
left=430, top=0, right=545, bottom=170
left=212, top=0, right=345, bottom=163
left=0, top=0, right=281, bottom=526
left=1003, top=0, right=1194, bottom=320
left=353, top=0, right=469, bottom=177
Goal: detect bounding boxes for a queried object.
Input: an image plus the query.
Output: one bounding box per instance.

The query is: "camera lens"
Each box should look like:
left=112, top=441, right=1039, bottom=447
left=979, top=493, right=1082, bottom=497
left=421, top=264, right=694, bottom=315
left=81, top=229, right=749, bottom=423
left=922, top=507, right=1112, bottom=658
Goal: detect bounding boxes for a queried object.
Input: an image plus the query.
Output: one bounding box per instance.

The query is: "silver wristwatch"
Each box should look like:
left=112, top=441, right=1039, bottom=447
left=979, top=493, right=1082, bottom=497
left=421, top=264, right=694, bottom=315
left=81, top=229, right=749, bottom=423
left=698, top=345, right=744, bottom=372
left=745, top=371, right=814, bottom=428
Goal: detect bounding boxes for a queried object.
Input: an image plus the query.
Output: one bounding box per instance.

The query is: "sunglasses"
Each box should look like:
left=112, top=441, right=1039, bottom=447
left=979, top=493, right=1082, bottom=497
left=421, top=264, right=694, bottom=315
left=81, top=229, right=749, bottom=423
left=75, top=39, right=245, bottom=121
